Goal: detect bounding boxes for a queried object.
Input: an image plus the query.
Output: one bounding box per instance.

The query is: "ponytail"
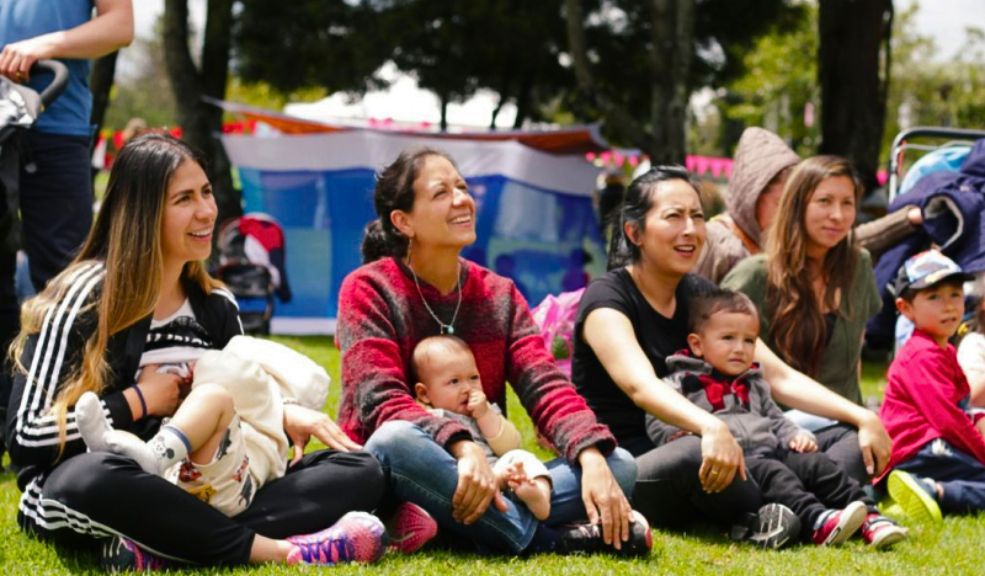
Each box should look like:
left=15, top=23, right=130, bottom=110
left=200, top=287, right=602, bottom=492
left=361, top=218, right=406, bottom=263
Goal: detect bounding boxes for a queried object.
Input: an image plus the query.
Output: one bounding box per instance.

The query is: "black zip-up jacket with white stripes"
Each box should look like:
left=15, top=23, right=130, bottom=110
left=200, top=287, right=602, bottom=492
left=5, top=261, right=243, bottom=490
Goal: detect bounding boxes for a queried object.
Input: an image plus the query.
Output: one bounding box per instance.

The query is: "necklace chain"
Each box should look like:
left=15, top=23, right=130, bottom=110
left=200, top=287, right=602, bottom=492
left=409, top=260, right=462, bottom=335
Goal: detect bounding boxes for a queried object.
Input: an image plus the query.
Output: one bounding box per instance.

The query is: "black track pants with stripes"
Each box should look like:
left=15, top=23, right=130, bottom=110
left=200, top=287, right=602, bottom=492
left=18, top=449, right=385, bottom=566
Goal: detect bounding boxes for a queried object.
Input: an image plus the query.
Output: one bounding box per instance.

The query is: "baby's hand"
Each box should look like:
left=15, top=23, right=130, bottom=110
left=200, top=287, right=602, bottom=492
left=975, top=416, right=985, bottom=440
left=789, top=431, right=817, bottom=453
left=502, top=460, right=532, bottom=490
left=467, top=389, right=490, bottom=418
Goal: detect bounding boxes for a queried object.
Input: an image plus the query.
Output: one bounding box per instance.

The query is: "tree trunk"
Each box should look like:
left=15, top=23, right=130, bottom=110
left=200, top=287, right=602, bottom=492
left=489, top=73, right=512, bottom=130
left=439, top=93, right=449, bottom=132
left=818, top=0, right=893, bottom=193
left=163, top=0, right=239, bottom=222
left=564, top=0, right=694, bottom=161
left=513, top=75, right=531, bottom=129
left=89, top=52, right=117, bottom=139
left=648, top=0, right=694, bottom=165
left=89, top=52, right=118, bottom=184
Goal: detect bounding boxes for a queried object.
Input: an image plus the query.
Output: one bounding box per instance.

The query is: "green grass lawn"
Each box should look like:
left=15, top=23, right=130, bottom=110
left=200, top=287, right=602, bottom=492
left=2, top=336, right=983, bottom=575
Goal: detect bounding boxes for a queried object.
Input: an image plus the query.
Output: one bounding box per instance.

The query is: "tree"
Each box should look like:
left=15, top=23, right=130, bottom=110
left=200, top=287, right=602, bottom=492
left=565, top=0, right=695, bottom=163
left=817, top=0, right=893, bottom=192
left=89, top=53, right=119, bottom=143
left=89, top=52, right=119, bottom=184
left=234, top=0, right=570, bottom=131
left=563, top=0, right=797, bottom=161
left=716, top=3, right=818, bottom=157
left=234, top=0, right=391, bottom=104
left=882, top=3, right=985, bottom=159
left=233, top=0, right=795, bottom=151
left=104, top=24, right=179, bottom=131
left=163, top=0, right=238, bottom=221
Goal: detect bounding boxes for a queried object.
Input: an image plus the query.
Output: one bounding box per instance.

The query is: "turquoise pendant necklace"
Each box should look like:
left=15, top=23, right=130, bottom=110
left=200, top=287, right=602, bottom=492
left=410, top=261, right=462, bottom=335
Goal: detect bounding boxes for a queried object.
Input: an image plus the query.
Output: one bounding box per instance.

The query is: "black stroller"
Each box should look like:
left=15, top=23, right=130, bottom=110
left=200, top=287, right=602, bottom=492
left=0, top=60, right=69, bottom=466
left=0, top=60, right=68, bottom=255
left=216, top=213, right=292, bottom=335
left=866, top=126, right=985, bottom=352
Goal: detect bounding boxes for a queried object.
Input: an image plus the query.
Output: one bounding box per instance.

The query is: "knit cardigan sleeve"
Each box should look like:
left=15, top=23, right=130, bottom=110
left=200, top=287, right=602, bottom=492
left=336, top=267, right=472, bottom=449
left=503, top=282, right=617, bottom=463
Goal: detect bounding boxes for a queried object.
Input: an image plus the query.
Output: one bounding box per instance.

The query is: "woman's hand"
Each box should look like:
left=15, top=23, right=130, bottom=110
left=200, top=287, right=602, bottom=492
left=0, top=35, right=56, bottom=81
left=136, top=365, right=185, bottom=417
left=579, top=447, right=633, bottom=551
left=698, top=419, right=746, bottom=493
left=283, top=403, right=362, bottom=465
left=449, top=439, right=507, bottom=524
left=857, top=411, right=892, bottom=477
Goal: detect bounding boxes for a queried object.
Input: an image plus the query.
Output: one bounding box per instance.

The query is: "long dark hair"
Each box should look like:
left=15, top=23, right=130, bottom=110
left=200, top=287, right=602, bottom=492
left=764, top=155, right=863, bottom=376
left=13, top=133, right=221, bottom=448
left=606, top=165, right=701, bottom=270
left=361, top=147, right=456, bottom=263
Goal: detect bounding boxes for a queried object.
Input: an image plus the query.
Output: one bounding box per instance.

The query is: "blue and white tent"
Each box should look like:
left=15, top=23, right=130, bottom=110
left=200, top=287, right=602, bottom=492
left=221, top=128, right=606, bottom=334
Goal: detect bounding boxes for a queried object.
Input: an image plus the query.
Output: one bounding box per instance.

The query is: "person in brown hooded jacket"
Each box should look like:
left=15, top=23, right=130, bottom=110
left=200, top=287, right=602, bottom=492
left=694, top=127, right=921, bottom=284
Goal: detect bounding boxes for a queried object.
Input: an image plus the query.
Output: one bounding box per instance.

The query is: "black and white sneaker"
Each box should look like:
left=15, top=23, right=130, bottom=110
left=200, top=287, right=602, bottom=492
left=557, top=509, right=653, bottom=557
left=746, top=503, right=801, bottom=549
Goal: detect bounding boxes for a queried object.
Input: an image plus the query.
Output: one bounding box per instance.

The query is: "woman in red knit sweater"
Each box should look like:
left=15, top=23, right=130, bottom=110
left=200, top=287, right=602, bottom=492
left=336, top=148, right=650, bottom=556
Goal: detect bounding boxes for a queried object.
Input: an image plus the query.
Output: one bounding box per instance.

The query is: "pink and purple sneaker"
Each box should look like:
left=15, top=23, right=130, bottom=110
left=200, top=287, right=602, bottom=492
left=286, top=511, right=387, bottom=565
left=387, top=501, right=439, bottom=554
left=101, top=536, right=168, bottom=572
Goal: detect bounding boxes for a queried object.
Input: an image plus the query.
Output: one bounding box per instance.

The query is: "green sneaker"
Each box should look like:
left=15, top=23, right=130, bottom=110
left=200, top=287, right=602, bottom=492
left=888, top=470, right=943, bottom=524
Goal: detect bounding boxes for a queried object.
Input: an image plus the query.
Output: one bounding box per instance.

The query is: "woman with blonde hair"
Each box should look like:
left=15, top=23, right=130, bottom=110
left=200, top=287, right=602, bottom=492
left=6, top=134, right=385, bottom=569
left=723, top=155, right=885, bottom=484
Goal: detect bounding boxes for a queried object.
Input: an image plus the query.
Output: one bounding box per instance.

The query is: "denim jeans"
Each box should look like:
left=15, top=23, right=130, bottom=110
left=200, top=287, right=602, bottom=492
left=896, top=438, right=985, bottom=514
left=365, top=420, right=637, bottom=554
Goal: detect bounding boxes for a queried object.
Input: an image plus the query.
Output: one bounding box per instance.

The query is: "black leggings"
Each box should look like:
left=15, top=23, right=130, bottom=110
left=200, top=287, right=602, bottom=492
left=631, top=427, right=869, bottom=528
left=747, top=451, right=872, bottom=529
left=814, top=424, right=869, bottom=485
left=632, top=435, right=763, bottom=528
left=19, top=449, right=385, bottom=566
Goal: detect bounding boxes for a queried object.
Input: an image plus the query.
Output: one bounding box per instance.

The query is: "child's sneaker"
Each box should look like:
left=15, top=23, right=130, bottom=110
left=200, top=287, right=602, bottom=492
left=386, top=501, right=438, bottom=554
left=100, top=536, right=168, bottom=572
left=887, top=470, right=943, bottom=524
left=860, top=513, right=908, bottom=549
left=811, top=500, right=867, bottom=546
left=557, top=509, right=652, bottom=557
left=286, top=511, right=387, bottom=565
left=746, top=503, right=802, bottom=549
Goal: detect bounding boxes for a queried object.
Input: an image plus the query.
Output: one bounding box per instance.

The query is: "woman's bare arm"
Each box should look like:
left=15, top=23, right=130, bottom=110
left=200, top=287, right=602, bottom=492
left=584, top=308, right=745, bottom=492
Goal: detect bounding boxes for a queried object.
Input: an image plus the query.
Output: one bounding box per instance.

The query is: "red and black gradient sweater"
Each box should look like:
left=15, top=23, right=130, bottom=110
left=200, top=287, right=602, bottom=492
left=336, top=257, right=616, bottom=463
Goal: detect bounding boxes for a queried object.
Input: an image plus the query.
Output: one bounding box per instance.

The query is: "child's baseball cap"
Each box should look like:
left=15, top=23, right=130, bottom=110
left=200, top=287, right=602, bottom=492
left=893, top=250, right=973, bottom=295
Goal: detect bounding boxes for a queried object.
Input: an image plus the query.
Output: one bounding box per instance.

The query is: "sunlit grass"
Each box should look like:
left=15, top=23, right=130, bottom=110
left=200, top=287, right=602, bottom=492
left=2, top=339, right=980, bottom=575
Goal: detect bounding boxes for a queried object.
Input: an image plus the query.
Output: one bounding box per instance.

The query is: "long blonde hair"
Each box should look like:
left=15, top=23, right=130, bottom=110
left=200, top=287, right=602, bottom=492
left=11, top=134, right=221, bottom=448
left=763, top=155, right=862, bottom=376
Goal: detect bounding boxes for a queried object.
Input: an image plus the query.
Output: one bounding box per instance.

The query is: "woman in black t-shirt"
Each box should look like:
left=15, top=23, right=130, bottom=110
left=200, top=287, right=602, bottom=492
left=572, top=166, right=891, bottom=531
